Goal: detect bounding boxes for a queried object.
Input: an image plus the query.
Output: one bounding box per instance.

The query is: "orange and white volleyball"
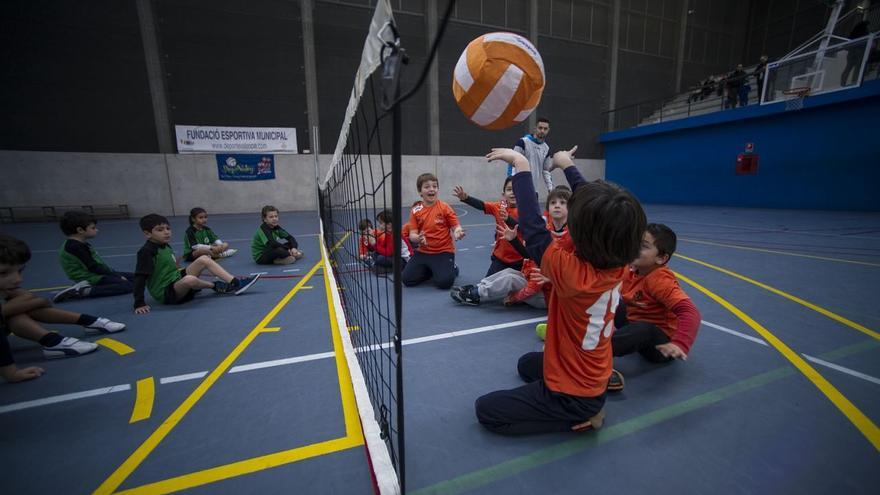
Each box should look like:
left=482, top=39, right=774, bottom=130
left=452, top=32, right=545, bottom=130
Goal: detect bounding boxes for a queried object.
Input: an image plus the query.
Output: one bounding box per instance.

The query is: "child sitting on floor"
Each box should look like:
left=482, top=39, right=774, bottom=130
left=183, top=207, right=237, bottom=262
left=252, top=206, right=304, bottom=265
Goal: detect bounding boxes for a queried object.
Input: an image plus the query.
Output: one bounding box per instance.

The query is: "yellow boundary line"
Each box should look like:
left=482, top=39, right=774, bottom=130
left=676, top=253, right=880, bottom=341
left=96, top=338, right=135, bottom=356
left=675, top=271, right=880, bottom=452
left=679, top=237, right=880, bottom=267
left=129, top=378, right=155, bottom=424
left=102, top=232, right=358, bottom=494
left=93, top=259, right=325, bottom=495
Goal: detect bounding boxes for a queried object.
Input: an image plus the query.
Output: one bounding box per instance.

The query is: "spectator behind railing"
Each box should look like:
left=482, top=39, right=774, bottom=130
left=725, top=64, right=749, bottom=109
left=754, top=55, right=768, bottom=100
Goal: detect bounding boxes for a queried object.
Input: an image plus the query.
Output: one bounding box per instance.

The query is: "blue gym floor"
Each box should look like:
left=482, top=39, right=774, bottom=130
left=2, top=205, right=879, bottom=494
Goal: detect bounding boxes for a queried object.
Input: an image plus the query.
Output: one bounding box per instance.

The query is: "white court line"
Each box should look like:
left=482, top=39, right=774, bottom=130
left=474, top=245, right=486, bottom=249
left=459, top=248, right=470, bottom=251
left=159, top=372, right=208, bottom=384
left=701, top=320, right=768, bottom=346
left=250, top=272, right=269, bottom=276
left=229, top=352, right=336, bottom=373
left=283, top=268, right=301, bottom=272
left=802, top=355, right=880, bottom=386
left=0, top=384, right=131, bottom=414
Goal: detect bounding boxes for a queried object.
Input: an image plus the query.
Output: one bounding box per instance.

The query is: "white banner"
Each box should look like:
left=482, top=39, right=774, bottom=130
left=175, top=125, right=297, bottom=153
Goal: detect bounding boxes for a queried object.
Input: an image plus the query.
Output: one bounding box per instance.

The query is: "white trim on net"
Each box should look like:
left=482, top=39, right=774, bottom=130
left=320, top=223, right=401, bottom=495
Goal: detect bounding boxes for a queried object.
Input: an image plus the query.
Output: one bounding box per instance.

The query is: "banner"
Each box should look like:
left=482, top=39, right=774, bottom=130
left=216, top=154, right=276, bottom=181
left=176, top=125, right=297, bottom=153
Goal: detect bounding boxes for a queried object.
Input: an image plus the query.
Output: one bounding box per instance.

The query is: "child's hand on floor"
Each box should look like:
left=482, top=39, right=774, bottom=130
left=134, top=305, right=151, bottom=315
left=655, top=342, right=687, bottom=360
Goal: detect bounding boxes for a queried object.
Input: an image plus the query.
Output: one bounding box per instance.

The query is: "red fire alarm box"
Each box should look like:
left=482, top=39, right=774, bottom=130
left=736, top=153, right=758, bottom=174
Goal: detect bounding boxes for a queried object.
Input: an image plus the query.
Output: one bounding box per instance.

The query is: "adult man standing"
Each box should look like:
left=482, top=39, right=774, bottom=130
left=508, top=117, right=554, bottom=195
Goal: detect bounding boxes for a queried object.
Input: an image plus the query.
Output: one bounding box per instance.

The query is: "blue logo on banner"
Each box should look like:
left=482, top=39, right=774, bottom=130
left=216, top=154, right=276, bottom=181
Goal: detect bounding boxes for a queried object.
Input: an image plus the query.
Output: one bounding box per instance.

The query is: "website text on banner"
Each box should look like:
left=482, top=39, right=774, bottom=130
left=175, top=125, right=297, bottom=153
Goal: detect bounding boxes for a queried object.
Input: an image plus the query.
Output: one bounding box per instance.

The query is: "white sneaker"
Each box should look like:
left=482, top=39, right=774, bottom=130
left=84, top=317, right=126, bottom=334
left=43, top=337, right=99, bottom=359
left=52, top=280, right=91, bottom=303
left=219, top=248, right=238, bottom=258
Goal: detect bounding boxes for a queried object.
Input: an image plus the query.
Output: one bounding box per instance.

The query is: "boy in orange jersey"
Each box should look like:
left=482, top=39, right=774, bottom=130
left=452, top=178, right=524, bottom=276
left=402, top=173, right=465, bottom=289
left=607, top=223, right=701, bottom=391
left=475, top=146, right=646, bottom=435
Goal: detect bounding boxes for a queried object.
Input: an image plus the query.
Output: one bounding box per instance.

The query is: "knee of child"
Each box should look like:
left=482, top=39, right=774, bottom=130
left=196, top=254, right=211, bottom=263
left=435, top=275, right=455, bottom=290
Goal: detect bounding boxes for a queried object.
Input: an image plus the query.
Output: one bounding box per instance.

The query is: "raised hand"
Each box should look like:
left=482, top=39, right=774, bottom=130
left=486, top=148, right=523, bottom=164
left=551, top=145, right=578, bottom=169
left=452, top=185, right=468, bottom=201
left=496, top=223, right=518, bottom=242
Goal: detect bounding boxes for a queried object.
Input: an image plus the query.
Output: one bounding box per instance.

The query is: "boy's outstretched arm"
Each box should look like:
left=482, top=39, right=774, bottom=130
left=453, top=185, right=487, bottom=212
left=551, top=146, right=588, bottom=192
left=486, top=148, right=551, bottom=264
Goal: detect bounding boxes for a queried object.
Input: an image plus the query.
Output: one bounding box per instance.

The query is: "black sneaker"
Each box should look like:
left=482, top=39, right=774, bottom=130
left=212, top=280, right=228, bottom=293
left=450, top=285, right=480, bottom=306
left=607, top=369, right=625, bottom=392
left=226, top=274, right=261, bottom=295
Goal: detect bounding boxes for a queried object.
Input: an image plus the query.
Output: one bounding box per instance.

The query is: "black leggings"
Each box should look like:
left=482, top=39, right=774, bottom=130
left=256, top=247, right=290, bottom=265
left=485, top=256, right=523, bottom=277
left=401, top=251, right=456, bottom=289
left=474, top=352, right=606, bottom=435
left=612, top=303, right=672, bottom=363
left=88, top=272, right=134, bottom=298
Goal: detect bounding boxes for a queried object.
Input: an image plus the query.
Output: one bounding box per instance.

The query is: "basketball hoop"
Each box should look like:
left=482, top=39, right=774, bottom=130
left=782, top=87, right=811, bottom=111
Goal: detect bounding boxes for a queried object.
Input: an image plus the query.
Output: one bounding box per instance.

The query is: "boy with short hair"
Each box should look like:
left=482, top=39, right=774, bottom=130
left=475, top=146, right=646, bottom=435
left=133, top=214, right=259, bottom=314
left=252, top=205, right=303, bottom=265
left=608, top=223, right=701, bottom=391
left=453, top=178, right=523, bottom=276
left=401, top=173, right=465, bottom=289
left=451, top=187, right=571, bottom=308
left=54, top=211, right=134, bottom=302
left=1, top=234, right=123, bottom=361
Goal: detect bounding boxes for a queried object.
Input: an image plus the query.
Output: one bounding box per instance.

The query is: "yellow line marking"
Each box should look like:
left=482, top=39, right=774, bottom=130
left=95, top=338, right=135, bottom=356
left=259, top=327, right=281, bottom=333
left=301, top=286, right=314, bottom=289
left=348, top=326, right=360, bottom=332
left=322, top=256, right=366, bottom=439
left=114, top=436, right=361, bottom=495
left=27, top=285, right=69, bottom=293
left=129, top=378, right=155, bottom=424
left=675, top=271, right=880, bottom=452
left=94, top=257, right=325, bottom=495
left=104, top=233, right=364, bottom=494
left=676, top=253, right=880, bottom=341
left=679, top=237, right=880, bottom=267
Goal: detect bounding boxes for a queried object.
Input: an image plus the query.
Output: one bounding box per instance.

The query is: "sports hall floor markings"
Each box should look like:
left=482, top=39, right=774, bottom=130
left=95, top=338, right=135, bottom=356
left=678, top=237, right=880, bottom=267
left=674, top=271, right=880, bottom=451
left=676, top=253, right=880, bottom=341
left=129, top=378, right=154, bottom=424
left=4, top=312, right=877, bottom=417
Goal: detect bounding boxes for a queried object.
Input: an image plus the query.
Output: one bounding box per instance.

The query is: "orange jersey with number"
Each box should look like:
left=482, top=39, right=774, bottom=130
left=621, top=266, right=689, bottom=338
left=482, top=201, right=523, bottom=264
left=541, top=233, right=627, bottom=397
left=405, top=201, right=459, bottom=254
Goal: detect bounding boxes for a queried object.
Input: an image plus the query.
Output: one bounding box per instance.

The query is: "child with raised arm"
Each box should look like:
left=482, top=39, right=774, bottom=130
left=450, top=187, right=571, bottom=308
left=183, top=207, right=237, bottom=262
left=1, top=234, right=123, bottom=361
left=474, top=147, right=646, bottom=435
left=452, top=178, right=523, bottom=276
left=54, top=211, right=134, bottom=302
left=401, top=173, right=465, bottom=289
left=134, top=214, right=260, bottom=314
left=607, top=223, right=701, bottom=391
left=252, top=206, right=303, bottom=265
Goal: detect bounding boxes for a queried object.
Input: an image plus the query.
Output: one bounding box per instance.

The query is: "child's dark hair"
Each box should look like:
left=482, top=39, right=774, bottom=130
left=139, top=214, right=170, bottom=233
left=358, top=218, right=373, bottom=232
left=0, top=235, right=31, bottom=265
left=416, top=173, right=438, bottom=192
left=646, top=223, right=677, bottom=261
left=59, top=210, right=97, bottom=236
left=502, top=176, right=513, bottom=191
left=261, top=205, right=279, bottom=219
left=188, top=207, right=207, bottom=227
left=567, top=181, right=646, bottom=269
left=546, top=187, right=571, bottom=210
left=376, top=210, right=392, bottom=224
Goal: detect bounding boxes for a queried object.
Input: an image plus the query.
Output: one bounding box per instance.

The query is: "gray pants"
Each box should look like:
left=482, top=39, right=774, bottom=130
left=477, top=268, right=546, bottom=308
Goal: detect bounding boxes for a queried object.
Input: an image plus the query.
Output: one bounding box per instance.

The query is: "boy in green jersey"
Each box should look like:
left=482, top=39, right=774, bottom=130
left=133, top=214, right=260, bottom=314
left=54, top=211, right=133, bottom=302
left=252, top=205, right=303, bottom=265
